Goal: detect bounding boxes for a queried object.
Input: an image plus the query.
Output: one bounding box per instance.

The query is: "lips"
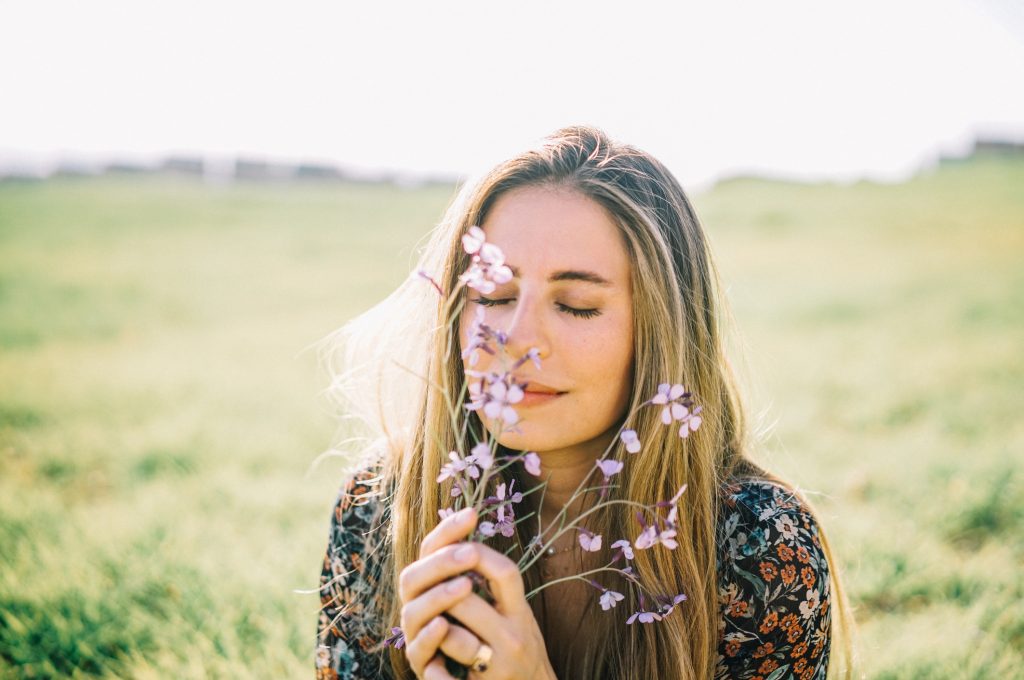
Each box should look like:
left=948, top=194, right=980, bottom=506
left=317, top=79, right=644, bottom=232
left=522, top=381, right=566, bottom=396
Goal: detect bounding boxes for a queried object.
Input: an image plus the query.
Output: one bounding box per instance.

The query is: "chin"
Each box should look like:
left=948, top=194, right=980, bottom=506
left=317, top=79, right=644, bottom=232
left=492, top=422, right=603, bottom=456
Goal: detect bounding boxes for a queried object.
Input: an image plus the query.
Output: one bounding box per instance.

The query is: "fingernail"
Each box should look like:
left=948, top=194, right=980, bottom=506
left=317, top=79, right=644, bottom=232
left=454, top=545, right=475, bottom=563
left=446, top=577, right=467, bottom=593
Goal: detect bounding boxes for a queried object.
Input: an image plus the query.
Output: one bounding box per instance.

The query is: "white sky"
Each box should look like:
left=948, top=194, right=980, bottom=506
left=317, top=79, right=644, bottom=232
left=1, top=0, right=1022, bottom=188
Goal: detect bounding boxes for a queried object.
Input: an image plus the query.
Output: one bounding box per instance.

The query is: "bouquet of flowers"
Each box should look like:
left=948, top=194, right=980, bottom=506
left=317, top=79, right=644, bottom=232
left=385, top=227, right=703, bottom=666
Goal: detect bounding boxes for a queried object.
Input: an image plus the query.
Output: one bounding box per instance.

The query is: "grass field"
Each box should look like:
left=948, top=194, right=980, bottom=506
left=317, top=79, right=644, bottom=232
left=0, top=155, right=1021, bottom=679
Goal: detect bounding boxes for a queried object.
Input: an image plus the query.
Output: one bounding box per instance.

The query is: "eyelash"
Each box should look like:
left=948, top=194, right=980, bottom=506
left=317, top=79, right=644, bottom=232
left=471, top=297, right=602, bottom=319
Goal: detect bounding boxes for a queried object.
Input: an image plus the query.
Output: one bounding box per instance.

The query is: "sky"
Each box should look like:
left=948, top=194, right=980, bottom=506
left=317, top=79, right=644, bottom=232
left=1, top=0, right=1023, bottom=189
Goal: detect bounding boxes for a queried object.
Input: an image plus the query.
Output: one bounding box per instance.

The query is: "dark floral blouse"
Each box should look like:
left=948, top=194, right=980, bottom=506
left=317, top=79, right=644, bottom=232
left=317, top=470, right=832, bottom=680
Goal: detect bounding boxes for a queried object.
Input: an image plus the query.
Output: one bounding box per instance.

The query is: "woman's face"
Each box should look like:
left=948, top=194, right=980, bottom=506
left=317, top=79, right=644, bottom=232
left=458, top=185, right=635, bottom=459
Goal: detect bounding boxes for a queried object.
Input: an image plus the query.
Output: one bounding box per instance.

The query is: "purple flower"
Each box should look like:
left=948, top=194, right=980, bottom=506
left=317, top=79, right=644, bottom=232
left=522, top=452, right=541, bottom=477
left=599, top=590, right=625, bottom=611
left=468, top=442, right=494, bottom=471
left=626, top=610, right=663, bottom=625
left=649, top=383, right=703, bottom=438
left=578, top=529, right=603, bottom=552
left=596, top=458, right=624, bottom=499
left=611, top=539, right=634, bottom=561
left=466, top=371, right=523, bottom=426
left=437, top=449, right=480, bottom=483
left=596, top=459, right=624, bottom=478
left=459, top=226, right=514, bottom=294
left=620, top=429, right=641, bottom=454
left=438, top=507, right=455, bottom=520
left=679, top=413, right=702, bottom=438
left=635, top=524, right=678, bottom=550
left=478, top=522, right=497, bottom=537
left=462, top=226, right=486, bottom=255
left=493, top=481, right=522, bottom=537
left=657, top=593, right=688, bottom=617
left=384, top=626, right=406, bottom=649
left=585, top=579, right=625, bottom=612
left=462, top=307, right=493, bottom=367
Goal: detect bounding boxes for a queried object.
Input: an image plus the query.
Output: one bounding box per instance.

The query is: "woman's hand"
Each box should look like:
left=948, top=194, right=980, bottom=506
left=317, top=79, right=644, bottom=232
left=399, top=507, right=557, bottom=680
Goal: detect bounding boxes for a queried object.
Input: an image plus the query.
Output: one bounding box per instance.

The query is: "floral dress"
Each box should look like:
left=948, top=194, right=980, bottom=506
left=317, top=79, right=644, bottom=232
left=317, top=471, right=831, bottom=679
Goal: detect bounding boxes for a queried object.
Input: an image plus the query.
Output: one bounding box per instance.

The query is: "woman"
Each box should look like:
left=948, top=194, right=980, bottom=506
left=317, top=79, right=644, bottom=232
left=316, top=126, right=855, bottom=679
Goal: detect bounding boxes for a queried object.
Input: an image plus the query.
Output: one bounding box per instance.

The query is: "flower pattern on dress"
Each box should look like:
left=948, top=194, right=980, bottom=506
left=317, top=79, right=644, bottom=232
left=316, top=473, right=831, bottom=679
left=714, top=480, right=832, bottom=680
left=316, top=468, right=390, bottom=680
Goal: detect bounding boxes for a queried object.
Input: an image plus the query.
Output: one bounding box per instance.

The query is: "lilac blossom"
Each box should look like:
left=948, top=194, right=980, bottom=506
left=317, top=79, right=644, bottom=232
left=438, top=507, right=455, bottom=520
left=596, top=459, right=624, bottom=479
left=600, top=590, right=625, bottom=611
left=459, top=226, right=514, bottom=294
left=437, top=449, right=480, bottom=483
left=462, top=307, right=494, bottom=367
left=619, top=429, right=641, bottom=454
left=468, top=442, right=495, bottom=471
left=578, top=528, right=603, bottom=552
left=493, top=480, right=522, bottom=538
left=461, top=226, right=486, bottom=254
left=384, top=626, right=406, bottom=649
left=650, top=383, right=703, bottom=437
left=626, top=609, right=663, bottom=625
left=656, top=593, right=688, bottom=618
left=634, top=506, right=680, bottom=551
left=596, top=458, right=624, bottom=498
left=522, top=451, right=541, bottom=476
left=466, top=371, right=524, bottom=426
left=611, top=539, right=635, bottom=561
left=586, top=579, right=625, bottom=611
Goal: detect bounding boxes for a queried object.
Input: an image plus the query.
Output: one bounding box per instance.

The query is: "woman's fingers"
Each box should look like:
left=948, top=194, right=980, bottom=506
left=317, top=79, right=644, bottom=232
left=405, top=616, right=449, bottom=677
left=444, top=592, right=508, bottom=642
left=422, top=655, right=457, bottom=680
left=399, top=542, right=481, bottom=603
left=419, top=507, right=477, bottom=559
left=407, top=619, right=484, bottom=679
left=401, top=575, right=474, bottom=642
left=438, top=622, right=485, bottom=668
left=460, top=542, right=528, bottom=614
left=403, top=533, right=527, bottom=616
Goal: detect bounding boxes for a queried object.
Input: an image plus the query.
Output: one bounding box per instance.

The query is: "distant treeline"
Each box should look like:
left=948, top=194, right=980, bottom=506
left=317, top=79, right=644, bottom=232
left=0, top=154, right=459, bottom=187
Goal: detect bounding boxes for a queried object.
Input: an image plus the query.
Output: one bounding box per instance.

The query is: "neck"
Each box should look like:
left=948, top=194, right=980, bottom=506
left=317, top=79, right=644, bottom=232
left=520, top=431, right=615, bottom=531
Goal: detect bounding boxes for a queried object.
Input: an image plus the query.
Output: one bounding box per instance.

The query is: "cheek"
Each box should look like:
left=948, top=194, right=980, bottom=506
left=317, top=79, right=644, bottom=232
left=568, top=319, right=634, bottom=393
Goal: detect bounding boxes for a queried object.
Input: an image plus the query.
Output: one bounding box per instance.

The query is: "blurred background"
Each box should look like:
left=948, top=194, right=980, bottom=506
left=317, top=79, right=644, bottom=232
left=1, top=1, right=1022, bottom=678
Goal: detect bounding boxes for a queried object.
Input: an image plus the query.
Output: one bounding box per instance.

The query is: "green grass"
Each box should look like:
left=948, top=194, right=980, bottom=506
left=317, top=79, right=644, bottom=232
left=1, top=156, right=1022, bottom=678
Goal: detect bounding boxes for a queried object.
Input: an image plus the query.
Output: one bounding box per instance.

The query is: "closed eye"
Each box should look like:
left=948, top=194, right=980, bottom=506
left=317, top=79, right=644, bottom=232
left=556, top=302, right=601, bottom=319
left=471, top=297, right=602, bottom=319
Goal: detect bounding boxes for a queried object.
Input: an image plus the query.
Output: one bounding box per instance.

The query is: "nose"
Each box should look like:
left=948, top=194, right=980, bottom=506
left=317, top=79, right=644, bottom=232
left=503, top=291, right=550, bottom=362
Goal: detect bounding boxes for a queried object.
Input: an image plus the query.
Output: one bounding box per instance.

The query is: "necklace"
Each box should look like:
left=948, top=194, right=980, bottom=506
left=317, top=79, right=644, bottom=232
left=540, top=542, right=577, bottom=559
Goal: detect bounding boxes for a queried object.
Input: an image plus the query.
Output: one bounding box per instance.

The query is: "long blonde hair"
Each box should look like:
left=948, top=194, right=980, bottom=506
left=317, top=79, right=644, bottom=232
left=321, top=125, right=855, bottom=678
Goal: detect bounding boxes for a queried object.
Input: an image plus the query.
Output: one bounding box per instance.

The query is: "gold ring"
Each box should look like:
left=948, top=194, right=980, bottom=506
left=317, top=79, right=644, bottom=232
left=470, top=642, right=493, bottom=672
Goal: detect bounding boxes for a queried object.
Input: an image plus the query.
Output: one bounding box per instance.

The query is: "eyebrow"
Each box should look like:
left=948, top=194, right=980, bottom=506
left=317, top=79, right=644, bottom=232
left=507, top=265, right=613, bottom=287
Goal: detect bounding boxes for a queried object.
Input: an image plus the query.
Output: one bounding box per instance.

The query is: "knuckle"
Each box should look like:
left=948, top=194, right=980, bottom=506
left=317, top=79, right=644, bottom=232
left=398, top=566, right=413, bottom=595
left=423, top=659, right=447, bottom=680
left=505, top=633, right=527, bottom=656
left=494, top=560, right=518, bottom=582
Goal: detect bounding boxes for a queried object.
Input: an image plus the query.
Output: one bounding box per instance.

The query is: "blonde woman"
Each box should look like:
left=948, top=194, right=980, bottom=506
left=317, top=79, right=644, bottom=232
left=316, top=126, right=855, bottom=679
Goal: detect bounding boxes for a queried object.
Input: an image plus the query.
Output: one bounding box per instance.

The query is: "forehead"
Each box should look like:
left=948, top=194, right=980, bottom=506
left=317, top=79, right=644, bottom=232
left=480, top=186, right=630, bottom=280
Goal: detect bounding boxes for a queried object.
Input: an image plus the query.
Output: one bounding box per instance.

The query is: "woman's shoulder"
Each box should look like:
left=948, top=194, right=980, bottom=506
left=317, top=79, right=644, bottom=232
left=714, top=477, right=832, bottom=679
left=317, top=462, right=392, bottom=679
left=718, top=477, right=821, bottom=533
